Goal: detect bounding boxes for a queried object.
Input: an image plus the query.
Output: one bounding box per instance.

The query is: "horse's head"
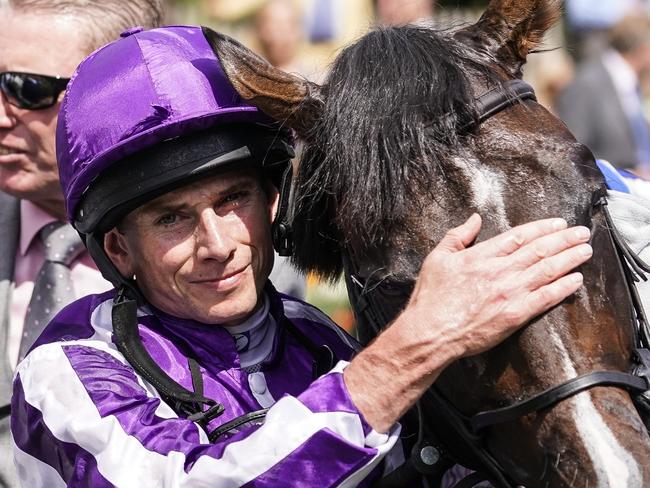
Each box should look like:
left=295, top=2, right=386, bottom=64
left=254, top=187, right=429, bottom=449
left=205, top=1, right=650, bottom=485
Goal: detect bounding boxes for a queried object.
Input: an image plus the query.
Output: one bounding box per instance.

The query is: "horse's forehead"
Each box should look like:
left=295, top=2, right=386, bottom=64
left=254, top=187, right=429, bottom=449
left=449, top=155, right=512, bottom=231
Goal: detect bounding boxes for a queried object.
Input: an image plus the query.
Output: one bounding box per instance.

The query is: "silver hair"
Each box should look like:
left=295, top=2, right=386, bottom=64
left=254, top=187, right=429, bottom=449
left=7, top=0, right=165, bottom=52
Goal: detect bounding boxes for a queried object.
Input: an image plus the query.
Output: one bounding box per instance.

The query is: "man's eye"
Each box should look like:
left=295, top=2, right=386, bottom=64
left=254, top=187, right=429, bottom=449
left=156, top=213, right=178, bottom=226
left=222, top=191, right=248, bottom=206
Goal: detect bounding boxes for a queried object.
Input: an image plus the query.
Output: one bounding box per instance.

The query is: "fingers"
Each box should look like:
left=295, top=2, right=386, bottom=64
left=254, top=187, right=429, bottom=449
left=521, top=272, right=584, bottom=320
left=508, top=225, right=591, bottom=269
left=436, top=213, right=482, bottom=253
left=483, top=218, right=568, bottom=257
left=522, top=242, right=592, bottom=291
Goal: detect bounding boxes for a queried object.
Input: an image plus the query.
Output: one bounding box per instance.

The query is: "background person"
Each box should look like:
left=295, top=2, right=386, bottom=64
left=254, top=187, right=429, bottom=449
left=11, top=25, right=593, bottom=487
left=0, top=1, right=164, bottom=486
left=255, top=0, right=306, bottom=74
left=373, top=0, right=436, bottom=26
left=563, top=0, right=645, bottom=61
left=556, top=14, right=650, bottom=173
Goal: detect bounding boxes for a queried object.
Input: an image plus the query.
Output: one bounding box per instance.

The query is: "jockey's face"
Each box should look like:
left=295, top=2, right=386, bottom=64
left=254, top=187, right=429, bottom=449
left=105, top=169, right=278, bottom=326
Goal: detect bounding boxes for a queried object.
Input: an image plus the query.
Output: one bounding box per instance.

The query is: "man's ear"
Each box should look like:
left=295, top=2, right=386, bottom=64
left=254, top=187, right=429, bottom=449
left=202, top=26, right=323, bottom=139
left=455, top=0, right=561, bottom=77
left=265, top=182, right=280, bottom=222
left=104, top=228, right=136, bottom=279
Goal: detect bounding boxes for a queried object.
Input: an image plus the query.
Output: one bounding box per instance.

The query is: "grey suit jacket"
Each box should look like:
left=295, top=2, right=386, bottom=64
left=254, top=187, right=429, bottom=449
left=556, top=58, right=639, bottom=169
left=0, top=191, right=19, bottom=488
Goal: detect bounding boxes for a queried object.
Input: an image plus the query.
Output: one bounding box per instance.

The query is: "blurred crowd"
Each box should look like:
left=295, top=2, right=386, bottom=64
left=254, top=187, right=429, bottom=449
left=557, top=0, right=650, bottom=176
left=169, top=0, right=438, bottom=82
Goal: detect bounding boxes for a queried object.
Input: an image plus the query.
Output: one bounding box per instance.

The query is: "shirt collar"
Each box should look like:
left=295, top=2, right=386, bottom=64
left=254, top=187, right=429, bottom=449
left=225, top=293, right=270, bottom=336
left=19, top=200, right=59, bottom=256
left=602, top=49, right=639, bottom=95
left=149, top=283, right=286, bottom=370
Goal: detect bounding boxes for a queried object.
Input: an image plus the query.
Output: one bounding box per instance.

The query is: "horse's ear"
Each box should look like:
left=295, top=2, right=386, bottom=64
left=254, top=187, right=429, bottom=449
left=202, top=27, right=323, bottom=138
left=457, top=0, right=561, bottom=75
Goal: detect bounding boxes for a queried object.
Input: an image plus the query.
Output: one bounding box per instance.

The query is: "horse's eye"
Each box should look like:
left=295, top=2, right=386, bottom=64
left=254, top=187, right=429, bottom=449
left=378, top=278, right=414, bottom=297
left=362, top=274, right=414, bottom=298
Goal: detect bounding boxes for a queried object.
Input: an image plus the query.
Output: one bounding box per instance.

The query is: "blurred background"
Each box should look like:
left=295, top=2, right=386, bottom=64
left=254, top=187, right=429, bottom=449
left=159, top=0, right=650, bottom=334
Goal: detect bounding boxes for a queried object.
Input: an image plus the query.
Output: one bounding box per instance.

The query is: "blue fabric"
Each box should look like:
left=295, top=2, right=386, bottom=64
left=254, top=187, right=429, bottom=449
left=309, top=0, right=335, bottom=42
left=619, top=168, right=643, bottom=181
left=597, top=159, right=631, bottom=193
left=565, top=0, right=638, bottom=29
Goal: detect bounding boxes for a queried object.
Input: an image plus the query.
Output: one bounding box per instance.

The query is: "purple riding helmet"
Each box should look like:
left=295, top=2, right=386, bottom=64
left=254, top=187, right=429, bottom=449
left=56, top=25, right=294, bottom=289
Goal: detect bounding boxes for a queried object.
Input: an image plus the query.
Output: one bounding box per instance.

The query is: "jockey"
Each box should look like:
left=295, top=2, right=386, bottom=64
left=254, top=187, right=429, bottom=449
left=10, top=26, right=592, bottom=487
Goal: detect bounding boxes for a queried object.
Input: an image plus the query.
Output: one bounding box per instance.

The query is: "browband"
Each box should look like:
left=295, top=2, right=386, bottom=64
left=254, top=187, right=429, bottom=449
left=460, top=79, right=537, bottom=132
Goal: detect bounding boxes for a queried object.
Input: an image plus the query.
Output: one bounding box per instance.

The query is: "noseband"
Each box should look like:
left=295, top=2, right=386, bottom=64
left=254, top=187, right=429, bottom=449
left=343, top=79, right=650, bottom=488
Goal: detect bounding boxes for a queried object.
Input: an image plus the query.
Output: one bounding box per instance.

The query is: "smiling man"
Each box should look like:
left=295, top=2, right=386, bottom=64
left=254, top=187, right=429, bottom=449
left=107, top=172, right=278, bottom=326
left=10, top=26, right=593, bottom=487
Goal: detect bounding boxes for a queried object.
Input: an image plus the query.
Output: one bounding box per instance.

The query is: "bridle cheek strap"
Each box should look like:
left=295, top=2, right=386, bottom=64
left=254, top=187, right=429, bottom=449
left=471, top=196, right=650, bottom=430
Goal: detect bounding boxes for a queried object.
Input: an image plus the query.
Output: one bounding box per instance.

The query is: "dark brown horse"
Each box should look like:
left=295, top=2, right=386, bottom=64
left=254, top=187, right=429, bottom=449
left=205, top=0, right=650, bottom=486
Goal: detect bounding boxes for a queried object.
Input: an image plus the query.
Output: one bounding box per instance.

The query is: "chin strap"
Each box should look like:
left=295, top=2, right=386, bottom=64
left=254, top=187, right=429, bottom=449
left=111, top=287, right=225, bottom=427
left=111, top=284, right=339, bottom=441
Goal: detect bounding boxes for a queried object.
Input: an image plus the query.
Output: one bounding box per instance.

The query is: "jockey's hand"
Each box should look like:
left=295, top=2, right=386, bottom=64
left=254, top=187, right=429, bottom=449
left=344, top=214, right=591, bottom=433
left=406, top=213, right=590, bottom=358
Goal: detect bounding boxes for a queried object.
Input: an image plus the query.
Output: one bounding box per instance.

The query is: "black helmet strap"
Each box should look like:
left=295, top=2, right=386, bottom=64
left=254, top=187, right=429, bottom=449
left=111, top=287, right=225, bottom=426
left=87, top=232, right=224, bottom=425
left=110, top=283, right=339, bottom=436
left=271, top=161, right=294, bottom=256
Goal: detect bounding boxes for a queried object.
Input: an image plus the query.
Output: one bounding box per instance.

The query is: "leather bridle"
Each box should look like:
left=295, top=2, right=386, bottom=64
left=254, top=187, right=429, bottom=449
left=343, top=79, right=650, bottom=488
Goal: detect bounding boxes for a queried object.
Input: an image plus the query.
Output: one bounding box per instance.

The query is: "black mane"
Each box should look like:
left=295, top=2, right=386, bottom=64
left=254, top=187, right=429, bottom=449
left=292, top=25, right=499, bottom=279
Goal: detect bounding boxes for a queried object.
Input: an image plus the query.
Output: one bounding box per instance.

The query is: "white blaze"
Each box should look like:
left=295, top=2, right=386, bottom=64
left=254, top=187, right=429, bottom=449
left=548, top=329, right=642, bottom=487
left=451, top=158, right=510, bottom=231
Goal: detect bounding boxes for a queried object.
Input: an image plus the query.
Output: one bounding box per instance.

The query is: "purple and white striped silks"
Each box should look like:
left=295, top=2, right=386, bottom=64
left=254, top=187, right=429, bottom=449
left=11, top=284, right=402, bottom=487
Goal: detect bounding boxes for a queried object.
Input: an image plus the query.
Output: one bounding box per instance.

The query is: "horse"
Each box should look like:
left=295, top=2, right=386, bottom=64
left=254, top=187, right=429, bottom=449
left=203, top=0, right=650, bottom=485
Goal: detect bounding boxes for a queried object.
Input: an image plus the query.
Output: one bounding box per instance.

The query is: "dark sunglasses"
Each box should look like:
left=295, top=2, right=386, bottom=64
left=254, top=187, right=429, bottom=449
left=0, top=71, right=70, bottom=110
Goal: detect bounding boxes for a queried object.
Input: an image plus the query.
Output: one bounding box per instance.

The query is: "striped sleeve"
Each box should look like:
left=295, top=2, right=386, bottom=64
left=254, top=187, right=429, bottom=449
left=11, top=342, right=400, bottom=488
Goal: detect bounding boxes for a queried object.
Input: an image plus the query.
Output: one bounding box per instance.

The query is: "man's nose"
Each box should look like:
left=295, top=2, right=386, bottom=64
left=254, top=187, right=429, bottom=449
left=0, top=92, right=16, bottom=129
left=196, top=210, right=237, bottom=262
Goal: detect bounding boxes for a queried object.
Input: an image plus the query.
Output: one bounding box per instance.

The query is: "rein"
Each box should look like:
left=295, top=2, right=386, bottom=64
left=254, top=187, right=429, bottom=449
left=342, top=79, right=650, bottom=488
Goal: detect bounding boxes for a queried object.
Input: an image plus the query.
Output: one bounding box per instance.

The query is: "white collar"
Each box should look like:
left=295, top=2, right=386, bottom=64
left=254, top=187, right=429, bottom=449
left=225, top=293, right=270, bottom=335
left=602, top=49, right=639, bottom=95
